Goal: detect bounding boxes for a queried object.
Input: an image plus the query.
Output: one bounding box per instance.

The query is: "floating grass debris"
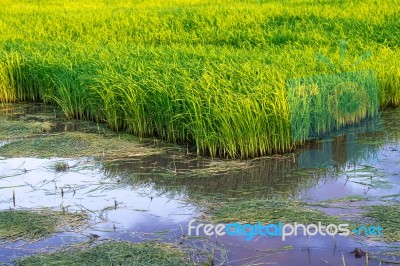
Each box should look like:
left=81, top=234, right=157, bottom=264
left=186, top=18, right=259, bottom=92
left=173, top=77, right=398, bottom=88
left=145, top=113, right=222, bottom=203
left=0, top=208, right=88, bottom=242
left=15, top=241, right=192, bottom=266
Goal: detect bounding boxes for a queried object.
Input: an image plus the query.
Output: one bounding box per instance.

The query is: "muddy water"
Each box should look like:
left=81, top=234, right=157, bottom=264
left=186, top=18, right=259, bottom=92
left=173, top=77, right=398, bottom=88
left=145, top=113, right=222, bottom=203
left=0, top=157, right=196, bottom=263
left=0, top=104, right=400, bottom=265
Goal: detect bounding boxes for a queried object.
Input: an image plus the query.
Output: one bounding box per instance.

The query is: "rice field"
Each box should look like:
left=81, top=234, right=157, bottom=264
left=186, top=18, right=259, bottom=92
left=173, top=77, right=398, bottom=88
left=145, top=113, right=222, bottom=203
left=0, top=0, right=399, bottom=158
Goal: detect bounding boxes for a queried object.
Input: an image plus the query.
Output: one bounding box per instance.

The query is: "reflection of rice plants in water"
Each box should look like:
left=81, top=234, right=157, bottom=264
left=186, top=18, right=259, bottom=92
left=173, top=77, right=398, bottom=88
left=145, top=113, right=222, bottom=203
left=102, top=110, right=396, bottom=200
left=102, top=154, right=330, bottom=200
left=101, top=109, right=399, bottom=201
left=297, top=109, right=388, bottom=170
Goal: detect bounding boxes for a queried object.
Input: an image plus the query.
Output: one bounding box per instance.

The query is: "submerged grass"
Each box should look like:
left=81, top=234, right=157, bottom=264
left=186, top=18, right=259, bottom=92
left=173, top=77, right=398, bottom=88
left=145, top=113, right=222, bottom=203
left=0, top=0, right=399, bottom=158
left=0, top=209, right=87, bottom=242
left=208, top=198, right=343, bottom=225
left=0, top=106, right=172, bottom=158
left=205, top=198, right=400, bottom=242
left=201, top=197, right=400, bottom=245
left=15, top=241, right=192, bottom=266
left=0, top=131, right=164, bottom=158
left=0, top=119, right=53, bottom=141
left=323, top=195, right=368, bottom=203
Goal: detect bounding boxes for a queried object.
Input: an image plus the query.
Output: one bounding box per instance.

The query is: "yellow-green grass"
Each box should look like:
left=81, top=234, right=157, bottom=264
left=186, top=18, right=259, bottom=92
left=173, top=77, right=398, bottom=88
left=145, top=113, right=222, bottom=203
left=0, top=0, right=400, bottom=158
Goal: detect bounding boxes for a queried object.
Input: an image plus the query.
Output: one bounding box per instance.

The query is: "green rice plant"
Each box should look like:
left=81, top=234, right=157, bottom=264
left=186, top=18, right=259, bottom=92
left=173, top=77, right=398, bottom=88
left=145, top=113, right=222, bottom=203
left=287, top=70, right=379, bottom=142
left=0, top=0, right=399, bottom=158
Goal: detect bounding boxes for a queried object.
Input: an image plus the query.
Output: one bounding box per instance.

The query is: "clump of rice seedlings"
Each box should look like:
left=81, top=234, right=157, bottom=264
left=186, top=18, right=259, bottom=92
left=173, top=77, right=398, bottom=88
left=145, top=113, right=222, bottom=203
left=0, top=0, right=399, bottom=158
left=54, top=161, right=69, bottom=172
left=0, top=208, right=88, bottom=242
left=15, top=241, right=192, bottom=266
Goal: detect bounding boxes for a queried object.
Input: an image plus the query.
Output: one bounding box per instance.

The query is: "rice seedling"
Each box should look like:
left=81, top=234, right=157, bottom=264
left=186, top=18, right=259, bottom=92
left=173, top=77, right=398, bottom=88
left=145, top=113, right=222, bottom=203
left=12, top=190, right=15, bottom=208
left=54, top=161, right=69, bottom=172
left=0, top=0, right=399, bottom=158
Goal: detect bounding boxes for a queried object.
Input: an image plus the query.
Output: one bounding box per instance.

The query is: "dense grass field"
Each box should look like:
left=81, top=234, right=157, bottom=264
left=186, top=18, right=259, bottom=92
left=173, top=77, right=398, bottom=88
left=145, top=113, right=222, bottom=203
left=0, top=0, right=399, bottom=158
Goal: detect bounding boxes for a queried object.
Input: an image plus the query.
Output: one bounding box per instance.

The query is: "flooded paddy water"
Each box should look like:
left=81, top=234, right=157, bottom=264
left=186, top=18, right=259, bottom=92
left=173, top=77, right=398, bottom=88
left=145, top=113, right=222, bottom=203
left=1, top=103, right=400, bottom=265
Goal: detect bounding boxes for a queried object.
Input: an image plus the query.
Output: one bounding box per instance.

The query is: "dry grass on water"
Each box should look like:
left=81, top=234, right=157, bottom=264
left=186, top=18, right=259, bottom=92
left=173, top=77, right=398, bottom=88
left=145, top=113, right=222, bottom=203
left=15, top=241, right=192, bottom=266
left=0, top=0, right=400, bottom=158
left=0, top=208, right=88, bottom=242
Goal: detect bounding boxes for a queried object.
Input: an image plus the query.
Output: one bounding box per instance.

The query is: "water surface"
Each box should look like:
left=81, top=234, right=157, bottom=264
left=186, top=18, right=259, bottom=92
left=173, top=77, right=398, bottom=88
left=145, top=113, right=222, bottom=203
left=1, top=104, right=400, bottom=265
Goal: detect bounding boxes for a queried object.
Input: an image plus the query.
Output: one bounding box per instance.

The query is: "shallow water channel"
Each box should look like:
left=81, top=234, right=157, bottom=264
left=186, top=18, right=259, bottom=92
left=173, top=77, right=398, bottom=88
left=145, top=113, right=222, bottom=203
left=0, top=104, right=400, bottom=265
